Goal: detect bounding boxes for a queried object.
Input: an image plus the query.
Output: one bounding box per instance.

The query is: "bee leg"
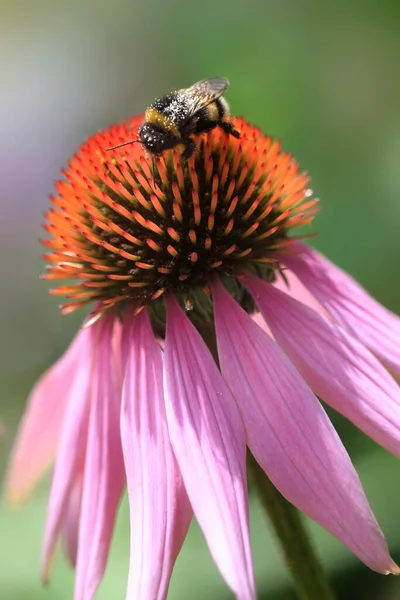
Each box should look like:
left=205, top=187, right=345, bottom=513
left=181, top=138, right=196, bottom=160
left=219, top=121, right=241, bottom=139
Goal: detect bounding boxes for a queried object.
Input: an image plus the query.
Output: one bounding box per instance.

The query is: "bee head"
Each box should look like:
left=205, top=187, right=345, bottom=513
left=138, top=121, right=179, bottom=155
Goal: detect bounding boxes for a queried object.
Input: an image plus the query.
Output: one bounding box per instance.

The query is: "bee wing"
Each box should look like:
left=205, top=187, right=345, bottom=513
left=179, top=77, right=230, bottom=122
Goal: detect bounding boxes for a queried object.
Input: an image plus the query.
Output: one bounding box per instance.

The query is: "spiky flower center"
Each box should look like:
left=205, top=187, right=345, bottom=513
left=43, top=116, right=317, bottom=319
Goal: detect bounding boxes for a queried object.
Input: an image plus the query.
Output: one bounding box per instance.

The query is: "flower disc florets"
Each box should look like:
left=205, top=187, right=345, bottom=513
left=43, top=116, right=317, bottom=320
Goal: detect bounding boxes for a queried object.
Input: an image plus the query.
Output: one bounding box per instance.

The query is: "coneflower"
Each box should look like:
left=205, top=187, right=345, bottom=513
left=6, top=115, right=400, bottom=600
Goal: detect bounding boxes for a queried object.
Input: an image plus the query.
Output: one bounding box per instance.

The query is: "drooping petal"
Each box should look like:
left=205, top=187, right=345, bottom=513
left=5, top=327, right=90, bottom=504
left=212, top=279, right=397, bottom=574
left=74, top=317, right=125, bottom=600
left=284, top=242, right=400, bottom=374
left=245, top=275, right=400, bottom=460
left=251, top=312, right=273, bottom=336
left=121, top=309, right=192, bottom=600
left=40, top=327, right=94, bottom=582
left=273, top=268, right=329, bottom=317
left=112, top=317, right=123, bottom=394
left=61, top=476, right=83, bottom=568
left=164, top=295, right=255, bottom=600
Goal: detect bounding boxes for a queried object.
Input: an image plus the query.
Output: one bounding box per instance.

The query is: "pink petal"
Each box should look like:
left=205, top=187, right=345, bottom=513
left=5, top=327, right=90, bottom=504
left=273, top=268, right=329, bottom=318
left=284, top=242, right=400, bottom=374
left=245, top=275, right=400, bottom=461
left=163, top=295, right=255, bottom=600
left=74, top=317, right=125, bottom=600
left=212, top=279, right=397, bottom=574
left=62, top=476, right=83, bottom=568
left=121, top=309, right=192, bottom=600
left=251, top=312, right=273, bottom=337
left=41, top=327, right=94, bottom=582
left=112, top=317, right=123, bottom=394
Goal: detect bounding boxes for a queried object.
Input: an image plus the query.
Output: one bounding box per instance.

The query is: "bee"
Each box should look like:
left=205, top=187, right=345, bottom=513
left=107, top=77, right=240, bottom=161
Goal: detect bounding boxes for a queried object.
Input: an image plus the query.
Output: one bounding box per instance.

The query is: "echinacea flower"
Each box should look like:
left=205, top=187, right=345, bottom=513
left=5, top=115, right=400, bottom=600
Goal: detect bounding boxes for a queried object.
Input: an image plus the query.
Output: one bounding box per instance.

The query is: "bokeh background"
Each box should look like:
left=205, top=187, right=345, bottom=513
left=1, top=0, right=400, bottom=598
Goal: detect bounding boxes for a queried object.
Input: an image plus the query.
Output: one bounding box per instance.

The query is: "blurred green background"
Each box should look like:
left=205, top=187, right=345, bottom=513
left=1, top=0, right=400, bottom=598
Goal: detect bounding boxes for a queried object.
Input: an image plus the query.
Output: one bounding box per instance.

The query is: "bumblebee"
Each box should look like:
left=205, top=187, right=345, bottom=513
left=108, top=77, right=240, bottom=160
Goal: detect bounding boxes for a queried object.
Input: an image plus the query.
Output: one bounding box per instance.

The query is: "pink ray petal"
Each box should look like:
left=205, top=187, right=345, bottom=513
left=251, top=312, right=273, bottom=337
left=212, top=279, right=398, bottom=574
left=112, top=317, right=123, bottom=394
left=62, top=476, right=83, bottom=569
left=273, top=269, right=329, bottom=318
left=41, top=327, right=95, bottom=582
left=74, top=317, right=125, bottom=600
left=5, top=327, right=90, bottom=504
left=121, top=309, right=192, bottom=600
left=284, top=242, right=400, bottom=374
left=245, top=275, right=400, bottom=460
left=163, top=295, right=255, bottom=600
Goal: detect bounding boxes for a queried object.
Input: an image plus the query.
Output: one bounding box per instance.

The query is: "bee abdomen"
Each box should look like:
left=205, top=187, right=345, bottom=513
left=216, top=96, right=230, bottom=120
left=204, top=101, right=220, bottom=123
left=203, top=98, right=230, bottom=123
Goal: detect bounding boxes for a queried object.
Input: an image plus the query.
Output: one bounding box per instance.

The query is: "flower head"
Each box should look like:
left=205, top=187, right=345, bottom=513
left=6, top=115, right=400, bottom=600
left=43, top=116, right=316, bottom=321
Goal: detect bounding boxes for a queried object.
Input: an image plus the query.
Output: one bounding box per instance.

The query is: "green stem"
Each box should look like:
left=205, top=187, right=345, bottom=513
left=247, top=452, right=336, bottom=600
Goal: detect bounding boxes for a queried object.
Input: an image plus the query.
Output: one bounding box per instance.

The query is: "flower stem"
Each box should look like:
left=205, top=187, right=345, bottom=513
left=247, top=452, right=336, bottom=600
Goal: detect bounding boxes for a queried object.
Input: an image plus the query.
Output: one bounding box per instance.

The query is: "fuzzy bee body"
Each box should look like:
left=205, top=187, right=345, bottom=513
left=111, top=77, right=240, bottom=160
